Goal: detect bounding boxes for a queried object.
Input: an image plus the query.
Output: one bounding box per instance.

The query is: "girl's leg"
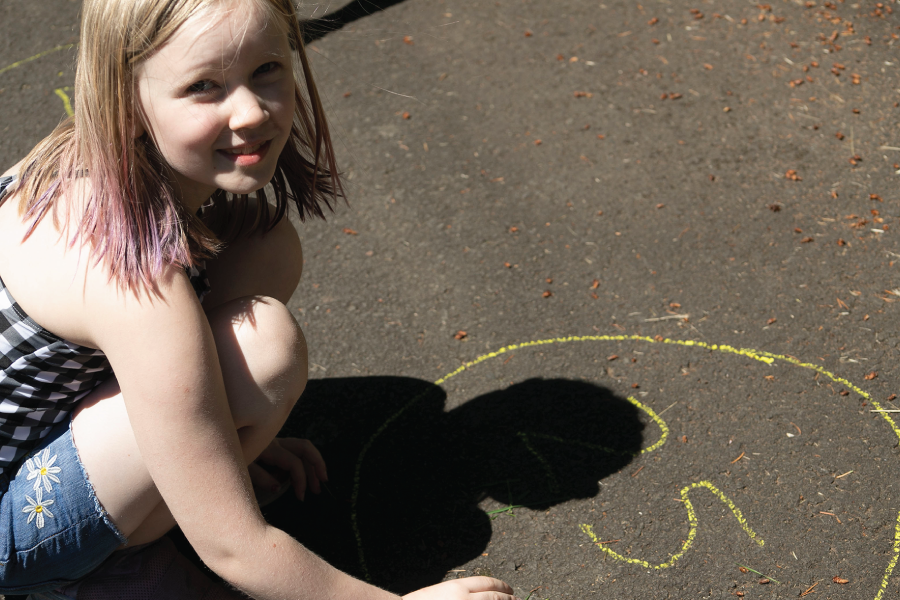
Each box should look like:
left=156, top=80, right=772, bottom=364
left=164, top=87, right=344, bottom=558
left=71, top=294, right=308, bottom=545
left=202, top=207, right=304, bottom=308
left=72, top=215, right=307, bottom=545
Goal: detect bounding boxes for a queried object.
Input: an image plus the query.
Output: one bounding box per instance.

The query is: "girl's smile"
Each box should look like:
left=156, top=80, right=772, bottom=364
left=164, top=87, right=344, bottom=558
left=219, top=139, right=272, bottom=166
left=136, top=1, right=295, bottom=211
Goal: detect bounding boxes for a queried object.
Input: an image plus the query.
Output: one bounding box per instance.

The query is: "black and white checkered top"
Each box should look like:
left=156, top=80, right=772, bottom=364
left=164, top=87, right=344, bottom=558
left=0, top=175, right=210, bottom=477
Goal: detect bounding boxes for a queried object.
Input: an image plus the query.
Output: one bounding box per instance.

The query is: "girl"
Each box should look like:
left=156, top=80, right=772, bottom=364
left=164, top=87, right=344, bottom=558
left=0, top=1, right=518, bottom=599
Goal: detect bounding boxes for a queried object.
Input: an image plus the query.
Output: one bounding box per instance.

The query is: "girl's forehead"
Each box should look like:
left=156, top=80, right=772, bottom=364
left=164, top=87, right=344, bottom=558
left=187, top=1, right=285, bottom=46
left=144, top=1, right=288, bottom=71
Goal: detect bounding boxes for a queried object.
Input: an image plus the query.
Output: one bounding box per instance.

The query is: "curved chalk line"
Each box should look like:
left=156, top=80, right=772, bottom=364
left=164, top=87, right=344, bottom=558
left=581, top=480, right=764, bottom=570
left=348, top=335, right=900, bottom=599
left=520, top=392, right=762, bottom=571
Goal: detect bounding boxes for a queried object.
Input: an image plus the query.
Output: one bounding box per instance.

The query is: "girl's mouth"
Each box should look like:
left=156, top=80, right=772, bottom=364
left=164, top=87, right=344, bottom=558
left=218, top=140, right=271, bottom=166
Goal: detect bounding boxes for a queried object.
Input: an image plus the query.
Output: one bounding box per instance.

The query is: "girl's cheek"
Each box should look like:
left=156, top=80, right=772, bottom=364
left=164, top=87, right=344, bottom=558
left=178, top=112, right=225, bottom=148
left=184, top=105, right=221, bottom=131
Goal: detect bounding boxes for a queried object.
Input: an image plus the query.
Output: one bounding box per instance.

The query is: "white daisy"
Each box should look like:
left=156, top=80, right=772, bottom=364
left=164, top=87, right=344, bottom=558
left=25, top=449, right=62, bottom=492
left=22, top=487, right=55, bottom=529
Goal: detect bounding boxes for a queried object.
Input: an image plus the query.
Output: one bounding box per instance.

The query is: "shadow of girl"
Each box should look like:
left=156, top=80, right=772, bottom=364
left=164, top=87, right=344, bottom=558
left=301, top=0, right=412, bottom=45
left=262, top=376, right=645, bottom=594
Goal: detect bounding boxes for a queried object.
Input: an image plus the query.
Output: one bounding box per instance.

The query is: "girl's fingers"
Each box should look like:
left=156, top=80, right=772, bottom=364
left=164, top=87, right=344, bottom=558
left=280, top=438, right=328, bottom=480
left=254, top=438, right=327, bottom=500
left=403, top=578, right=519, bottom=600
left=254, top=441, right=301, bottom=494
left=455, top=577, right=514, bottom=596
left=278, top=438, right=327, bottom=494
left=265, top=440, right=309, bottom=500
left=247, top=461, right=280, bottom=491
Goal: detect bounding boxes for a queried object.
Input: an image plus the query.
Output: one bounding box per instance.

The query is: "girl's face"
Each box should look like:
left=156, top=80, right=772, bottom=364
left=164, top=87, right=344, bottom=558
left=136, top=1, right=296, bottom=210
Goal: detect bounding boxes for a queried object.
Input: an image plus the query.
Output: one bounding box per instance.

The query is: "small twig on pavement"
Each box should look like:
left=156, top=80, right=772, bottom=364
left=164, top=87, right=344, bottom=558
left=657, top=401, right=678, bottom=416
left=644, top=314, right=689, bottom=322
left=799, top=581, right=819, bottom=597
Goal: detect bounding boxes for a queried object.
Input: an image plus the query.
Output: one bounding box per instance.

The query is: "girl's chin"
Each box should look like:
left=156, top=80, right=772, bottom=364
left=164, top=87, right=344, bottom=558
left=212, top=168, right=279, bottom=195
left=215, top=177, right=274, bottom=197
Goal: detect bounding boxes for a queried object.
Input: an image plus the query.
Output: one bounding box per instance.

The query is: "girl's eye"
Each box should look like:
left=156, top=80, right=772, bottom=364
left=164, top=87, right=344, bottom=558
left=255, top=62, right=280, bottom=76
left=187, top=80, right=217, bottom=94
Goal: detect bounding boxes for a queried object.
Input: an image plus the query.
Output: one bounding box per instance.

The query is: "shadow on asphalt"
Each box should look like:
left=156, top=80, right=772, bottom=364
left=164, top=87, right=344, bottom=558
left=301, top=0, right=411, bottom=45
left=261, top=376, right=645, bottom=593
left=0, top=376, right=645, bottom=600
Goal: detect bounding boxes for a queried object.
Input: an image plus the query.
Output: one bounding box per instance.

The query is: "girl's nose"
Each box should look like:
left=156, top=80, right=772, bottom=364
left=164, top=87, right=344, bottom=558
left=228, top=87, right=269, bottom=130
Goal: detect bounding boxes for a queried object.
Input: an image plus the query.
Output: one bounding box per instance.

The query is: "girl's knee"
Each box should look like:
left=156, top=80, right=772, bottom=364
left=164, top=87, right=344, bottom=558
left=210, top=296, right=307, bottom=421
left=203, top=213, right=304, bottom=307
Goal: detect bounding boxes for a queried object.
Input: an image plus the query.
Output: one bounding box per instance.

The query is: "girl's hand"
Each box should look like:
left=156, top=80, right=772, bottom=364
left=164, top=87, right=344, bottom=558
left=249, top=438, right=328, bottom=501
left=403, top=577, right=519, bottom=600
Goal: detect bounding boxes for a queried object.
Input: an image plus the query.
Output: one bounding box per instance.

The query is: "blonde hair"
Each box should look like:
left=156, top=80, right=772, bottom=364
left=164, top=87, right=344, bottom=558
left=13, top=0, right=341, bottom=291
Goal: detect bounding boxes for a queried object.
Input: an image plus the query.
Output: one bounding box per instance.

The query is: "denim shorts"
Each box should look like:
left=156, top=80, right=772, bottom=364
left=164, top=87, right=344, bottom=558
left=0, top=418, right=127, bottom=594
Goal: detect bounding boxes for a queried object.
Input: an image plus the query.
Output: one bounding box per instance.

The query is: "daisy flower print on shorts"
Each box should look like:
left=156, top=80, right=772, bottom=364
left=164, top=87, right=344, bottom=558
left=25, top=448, right=62, bottom=492
left=23, top=487, right=55, bottom=529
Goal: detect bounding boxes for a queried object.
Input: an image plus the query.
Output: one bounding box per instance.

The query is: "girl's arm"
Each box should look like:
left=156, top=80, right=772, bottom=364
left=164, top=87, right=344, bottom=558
left=84, top=267, right=515, bottom=600
left=83, top=266, right=387, bottom=599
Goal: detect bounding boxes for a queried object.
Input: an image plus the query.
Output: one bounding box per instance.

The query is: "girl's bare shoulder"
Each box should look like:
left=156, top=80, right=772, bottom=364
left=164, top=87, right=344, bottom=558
left=0, top=172, right=194, bottom=349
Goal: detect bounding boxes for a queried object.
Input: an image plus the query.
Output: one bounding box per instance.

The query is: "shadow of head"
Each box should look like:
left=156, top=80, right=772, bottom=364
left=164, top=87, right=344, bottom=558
left=267, top=376, right=644, bottom=592
left=445, top=378, right=645, bottom=508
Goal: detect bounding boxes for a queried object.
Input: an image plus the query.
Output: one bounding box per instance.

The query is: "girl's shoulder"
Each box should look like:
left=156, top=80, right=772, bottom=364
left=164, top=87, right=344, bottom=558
left=0, top=169, right=196, bottom=349
left=2, top=160, right=24, bottom=179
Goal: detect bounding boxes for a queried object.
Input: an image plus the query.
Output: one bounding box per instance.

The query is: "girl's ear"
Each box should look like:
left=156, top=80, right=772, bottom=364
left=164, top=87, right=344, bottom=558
left=132, top=119, right=145, bottom=139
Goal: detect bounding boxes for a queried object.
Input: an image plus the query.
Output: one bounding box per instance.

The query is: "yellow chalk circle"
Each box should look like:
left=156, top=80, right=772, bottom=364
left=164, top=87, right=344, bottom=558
left=349, top=334, right=900, bottom=600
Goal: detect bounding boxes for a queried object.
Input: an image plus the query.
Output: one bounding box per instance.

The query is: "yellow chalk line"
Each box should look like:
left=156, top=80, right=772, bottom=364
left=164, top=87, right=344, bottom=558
left=54, top=87, right=73, bottom=116
left=0, top=44, right=77, bottom=77
left=350, top=382, right=443, bottom=581
left=631, top=395, right=670, bottom=454
left=876, top=509, right=900, bottom=600
left=431, top=334, right=900, bottom=444
left=581, top=480, right=764, bottom=570
left=530, top=390, right=759, bottom=571
left=350, top=334, right=900, bottom=599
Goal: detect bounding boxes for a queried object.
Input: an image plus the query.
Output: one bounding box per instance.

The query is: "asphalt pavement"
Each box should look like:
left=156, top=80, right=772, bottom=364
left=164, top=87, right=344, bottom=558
left=2, top=0, right=900, bottom=598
